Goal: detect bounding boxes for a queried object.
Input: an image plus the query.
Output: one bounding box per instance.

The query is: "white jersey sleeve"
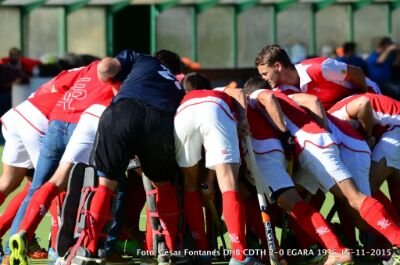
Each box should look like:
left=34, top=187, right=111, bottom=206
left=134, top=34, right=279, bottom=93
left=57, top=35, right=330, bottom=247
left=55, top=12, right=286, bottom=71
left=321, top=58, right=348, bottom=82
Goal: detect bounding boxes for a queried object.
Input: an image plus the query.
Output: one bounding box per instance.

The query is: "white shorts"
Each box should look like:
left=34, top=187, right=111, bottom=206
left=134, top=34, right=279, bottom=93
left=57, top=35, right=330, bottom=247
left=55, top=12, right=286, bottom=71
left=340, top=146, right=371, bottom=195
left=293, top=144, right=353, bottom=195
left=1, top=101, right=48, bottom=168
left=328, top=118, right=371, bottom=195
left=252, top=150, right=294, bottom=203
left=372, top=127, right=400, bottom=170
left=60, top=104, right=106, bottom=164
left=174, top=101, right=240, bottom=169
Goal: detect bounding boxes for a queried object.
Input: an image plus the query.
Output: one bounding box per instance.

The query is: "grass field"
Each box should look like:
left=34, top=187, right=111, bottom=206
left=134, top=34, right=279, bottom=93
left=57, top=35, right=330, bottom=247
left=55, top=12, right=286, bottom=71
left=0, top=145, right=387, bottom=264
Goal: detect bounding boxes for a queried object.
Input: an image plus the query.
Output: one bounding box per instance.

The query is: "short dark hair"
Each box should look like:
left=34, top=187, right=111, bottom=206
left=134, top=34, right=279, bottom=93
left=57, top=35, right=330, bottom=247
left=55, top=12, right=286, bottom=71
left=9, top=47, right=21, bottom=56
left=182, top=72, right=212, bottom=92
left=378, top=37, right=393, bottom=48
left=343, top=42, right=356, bottom=54
left=154, top=49, right=182, bottom=75
left=243, top=76, right=270, bottom=95
left=255, top=44, right=293, bottom=68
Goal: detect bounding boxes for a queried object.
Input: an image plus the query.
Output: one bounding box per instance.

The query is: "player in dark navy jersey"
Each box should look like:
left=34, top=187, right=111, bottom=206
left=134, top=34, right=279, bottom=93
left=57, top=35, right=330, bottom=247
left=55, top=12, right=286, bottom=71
left=59, top=49, right=185, bottom=265
left=112, top=49, right=185, bottom=111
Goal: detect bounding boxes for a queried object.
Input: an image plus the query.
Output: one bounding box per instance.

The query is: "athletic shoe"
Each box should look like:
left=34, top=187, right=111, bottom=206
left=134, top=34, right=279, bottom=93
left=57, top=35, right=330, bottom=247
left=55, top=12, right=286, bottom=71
left=57, top=246, right=105, bottom=265
left=1, top=256, right=10, bottom=265
left=9, top=231, right=28, bottom=265
left=383, top=248, right=400, bottom=265
left=322, top=249, right=354, bottom=265
left=229, top=257, right=265, bottom=265
left=28, top=236, right=48, bottom=259
left=48, top=247, right=59, bottom=265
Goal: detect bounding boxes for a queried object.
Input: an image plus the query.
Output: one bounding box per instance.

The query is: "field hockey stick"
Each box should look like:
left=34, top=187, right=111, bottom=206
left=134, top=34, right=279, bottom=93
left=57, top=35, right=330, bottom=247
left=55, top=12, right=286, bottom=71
left=243, top=136, right=280, bottom=265
left=280, top=155, right=294, bottom=251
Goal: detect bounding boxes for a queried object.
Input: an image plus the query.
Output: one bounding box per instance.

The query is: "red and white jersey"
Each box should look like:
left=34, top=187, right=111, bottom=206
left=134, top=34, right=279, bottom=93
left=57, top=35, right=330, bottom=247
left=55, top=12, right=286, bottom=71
left=328, top=93, right=400, bottom=137
left=247, top=104, right=282, bottom=154
left=327, top=113, right=370, bottom=155
left=249, top=89, right=335, bottom=150
left=177, top=89, right=236, bottom=120
left=278, top=77, right=380, bottom=97
left=329, top=93, right=400, bottom=136
left=292, top=57, right=360, bottom=109
left=27, top=69, right=81, bottom=118
left=0, top=70, right=80, bottom=135
left=49, top=61, right=116, bottom=123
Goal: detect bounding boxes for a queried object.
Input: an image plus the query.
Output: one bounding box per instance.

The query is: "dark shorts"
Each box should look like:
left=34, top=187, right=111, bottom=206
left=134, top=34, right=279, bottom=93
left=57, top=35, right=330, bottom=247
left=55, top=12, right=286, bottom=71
left=92, top=99, right=178, bottom=182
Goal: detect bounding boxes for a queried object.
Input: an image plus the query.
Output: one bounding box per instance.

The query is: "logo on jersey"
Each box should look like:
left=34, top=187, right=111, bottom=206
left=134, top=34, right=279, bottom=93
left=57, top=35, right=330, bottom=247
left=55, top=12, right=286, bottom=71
left=158, top=65, right=183, bottom=90
left=377, top=218, right=391, bottom=230
left=228, top=233, right=240, bottom=243
left=57, top=77, right=91, bottom=110
left=316, top=226, right=330, bottom=235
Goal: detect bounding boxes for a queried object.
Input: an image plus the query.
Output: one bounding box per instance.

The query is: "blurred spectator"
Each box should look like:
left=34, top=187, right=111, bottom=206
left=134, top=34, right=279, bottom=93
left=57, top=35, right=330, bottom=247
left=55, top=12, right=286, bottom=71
left=289, top=43, right=307, bottom=63
left=0, top=47, right=41, bottom=84
left=336, top=42, right=368, bottom=74
left=367, top=37, right=400, bottom=99
left=0, top=64, right=20, bottom=136
left=56, top=53, right=84, bottom=70
left=321, top=45, right=334, bottom=58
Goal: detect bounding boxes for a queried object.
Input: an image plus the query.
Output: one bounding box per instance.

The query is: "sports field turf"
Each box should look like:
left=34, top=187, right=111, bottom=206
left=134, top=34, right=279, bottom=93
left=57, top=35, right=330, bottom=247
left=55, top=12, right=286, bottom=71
left=0, top=145, right=384, bottom=264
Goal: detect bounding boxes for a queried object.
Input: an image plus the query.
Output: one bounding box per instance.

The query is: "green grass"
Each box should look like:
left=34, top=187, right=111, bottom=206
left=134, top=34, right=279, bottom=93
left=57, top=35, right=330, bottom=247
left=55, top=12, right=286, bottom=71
left=0, top=145, right=387, bottom=264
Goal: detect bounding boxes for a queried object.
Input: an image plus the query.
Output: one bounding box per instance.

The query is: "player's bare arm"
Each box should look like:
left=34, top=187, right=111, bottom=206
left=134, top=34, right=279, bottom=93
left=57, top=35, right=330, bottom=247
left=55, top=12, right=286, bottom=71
left=346, top=65, right=368, bottom=92
left=97, top=57, right=121, bottom=82
left=257, top=91, right=288, bottom=133
left=289, top=93, right=328, bottom=129
left=346, top=96, right=375, bottom=139
left=377, top=44, right=398, bottom=63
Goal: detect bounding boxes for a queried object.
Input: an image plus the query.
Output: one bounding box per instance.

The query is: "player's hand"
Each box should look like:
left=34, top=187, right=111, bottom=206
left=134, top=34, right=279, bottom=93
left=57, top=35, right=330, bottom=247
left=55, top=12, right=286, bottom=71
left=388, top=44, right=398, bottom=51
left=280, top=131, right=296, bottom=159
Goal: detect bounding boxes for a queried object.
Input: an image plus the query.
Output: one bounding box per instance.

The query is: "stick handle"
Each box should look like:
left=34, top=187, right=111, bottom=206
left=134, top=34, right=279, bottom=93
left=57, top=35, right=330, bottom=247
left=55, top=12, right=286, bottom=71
left=243, top=136, right=280, bottom=265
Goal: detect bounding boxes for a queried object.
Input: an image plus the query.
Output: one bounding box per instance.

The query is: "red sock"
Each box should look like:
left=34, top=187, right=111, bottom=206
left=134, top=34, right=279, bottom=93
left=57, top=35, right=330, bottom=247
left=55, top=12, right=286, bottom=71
left=145, top=207, right=153, bottom=251
left=289, top=218, right=317, bottom=249
left=336, top=203, right=358, bottom=247
left=244, top=195, right=267, bottom=249
left=83, top=185, right=114, bottom=254
left=222, top=191, right=246, bottom=261
left=373, top=190, right=400, bottom=222
left=360, top=196, right=400, bottom=246
left=20, top=182, right=59, bottom=240
left=0, top=181, right=31, bottom=237
left=389, top=178, right=400, bottom=219
left=49, top=192, right=66, bottom=250
left=155, top=183, right=179, bottom=251
left=290, top=201, right=346, bottom=251
left=183, top=192, right=208, bottom=250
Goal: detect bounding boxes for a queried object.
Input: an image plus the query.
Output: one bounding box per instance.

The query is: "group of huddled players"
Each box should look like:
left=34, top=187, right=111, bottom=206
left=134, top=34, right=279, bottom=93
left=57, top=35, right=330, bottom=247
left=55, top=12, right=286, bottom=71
left=0, top=44, right=400, bottom=265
